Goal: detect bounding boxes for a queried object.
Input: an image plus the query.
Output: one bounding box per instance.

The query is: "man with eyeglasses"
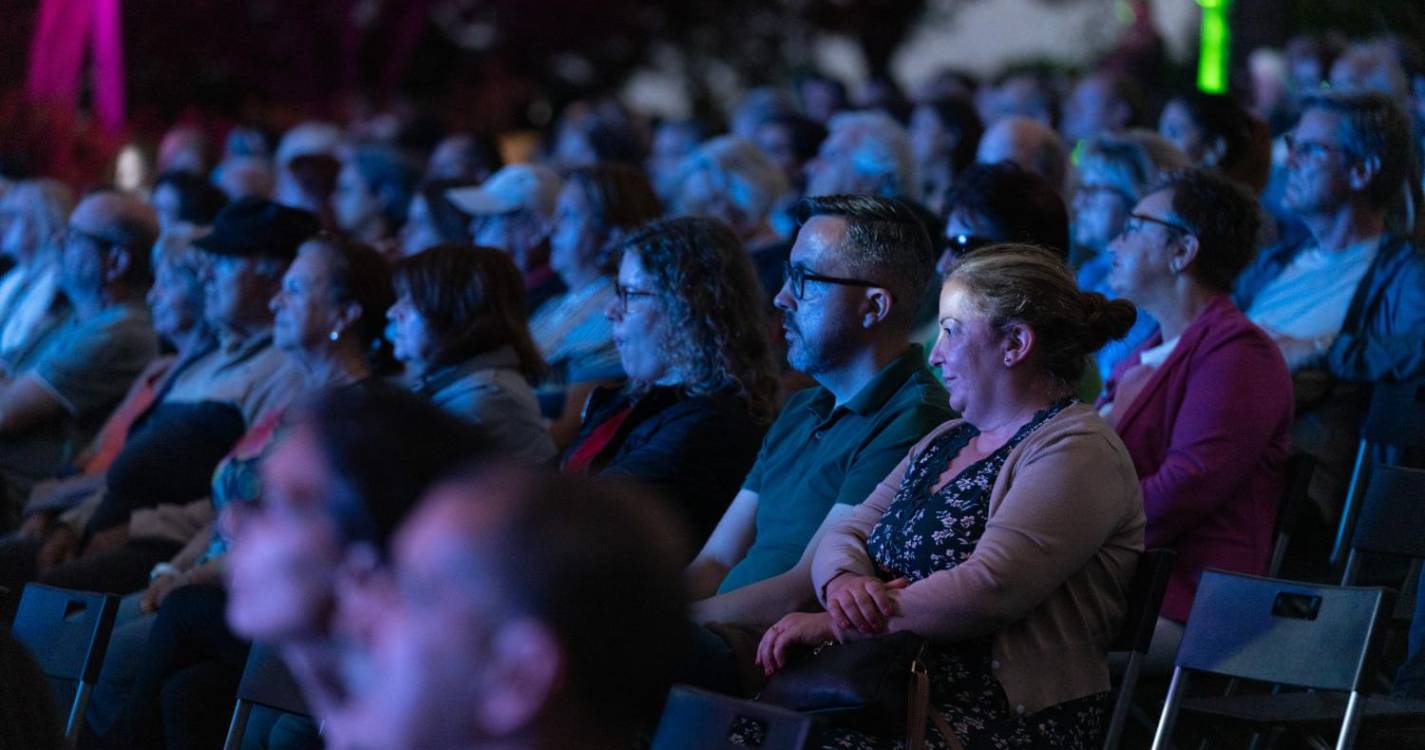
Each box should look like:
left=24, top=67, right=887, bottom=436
left=684, top=194, right=951, bottom=692
left=1235, top=90, right=1425, bottom=524
left=0, top=191, right=160, bottom=528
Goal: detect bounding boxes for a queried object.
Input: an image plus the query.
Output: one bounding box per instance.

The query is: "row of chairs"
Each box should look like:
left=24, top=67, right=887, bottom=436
left=8, top=583, right=310, bottom=749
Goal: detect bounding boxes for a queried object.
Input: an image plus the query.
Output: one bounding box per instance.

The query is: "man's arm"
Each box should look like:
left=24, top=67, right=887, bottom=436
left=691, top=502, right=857, bottom=628
left=0, top=374, right=68, bottom=438
left=684, top=489, right=759, bottom=601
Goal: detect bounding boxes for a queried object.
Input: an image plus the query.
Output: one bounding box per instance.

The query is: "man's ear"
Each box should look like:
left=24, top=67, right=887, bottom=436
left=104, top=247, right=133, bottom=285
left=1348, top=154, right=1382, bottom=194
left=861, top=287, right=894, bottom=329
left=473, top=619, right=565, bottom=737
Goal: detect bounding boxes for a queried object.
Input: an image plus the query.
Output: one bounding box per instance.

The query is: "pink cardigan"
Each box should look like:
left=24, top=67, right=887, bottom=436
left=1100, top=294, right=1293, bottom=622
left=812, top=404, right=1144, bottom=715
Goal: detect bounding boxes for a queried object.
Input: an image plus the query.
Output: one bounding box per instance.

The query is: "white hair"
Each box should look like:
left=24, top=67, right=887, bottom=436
left=679, top=135, right=789, bottom=222
left=824, top=110, right=919, bottom=201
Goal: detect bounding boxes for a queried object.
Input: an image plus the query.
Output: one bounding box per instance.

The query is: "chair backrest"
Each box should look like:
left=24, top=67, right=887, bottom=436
left=1362, top=378, right=1425, bottom=451
left=1351, top=464, right=1425, bottom=560
left=236, top=643, right=310, bottom=716
left=1111, top=549, right=1177, bottom=654
left=1175, top=571, right=1384, bottom=692
left=10, top=584, right=118, bottom=685
left=652, top=685, right=812, bottom=750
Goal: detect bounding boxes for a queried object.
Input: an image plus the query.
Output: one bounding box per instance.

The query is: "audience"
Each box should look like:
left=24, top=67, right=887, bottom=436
left=0, top=179, right=73, bottom=374
left=1236, top=90, right=1425, bottom=517
left=909, top=95, right=985, bottom=216
left=447, top=164, right=566, bottom=314
left=686, top=195, right=951, bottom=690
left=149, top=170, right=227, bottom=232
left=425, top=132, right=502, bottom=183
left=563, top=217, right=778, bottom=545
left=753, top=113, right=827, bottom=238
left=805, top=111, right=919, bottom=202
left=941, top=161, right=1069, bottom=273
left=333, top=145, right=420, bottom=253
left=399, top=178, right=474, bottom=257
left=976, top=115, right=1070, bottom=194
left=1061, top=69, right=1143, bottom=145
left=334, top=466, right=689, bottom=750
left=0, top=191, right=160, bottom=526
left=760, top=244, right=1143, bottom=748
left=390, top=244, right=556, bottom=463
left=531, top=163, right=661, bottom=446
left=1099, top=169, right=1294, bottom=670
left=648, top=118, right=714, bottom=203
left=1158, top=91, right=1272, bottom=193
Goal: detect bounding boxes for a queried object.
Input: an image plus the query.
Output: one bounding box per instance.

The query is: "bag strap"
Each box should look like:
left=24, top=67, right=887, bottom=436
left=905, top=659, right=966, bottom=750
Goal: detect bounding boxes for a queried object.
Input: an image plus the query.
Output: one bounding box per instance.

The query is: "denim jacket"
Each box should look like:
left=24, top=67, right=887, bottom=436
left=1235, top=232, right=1425, bottom=383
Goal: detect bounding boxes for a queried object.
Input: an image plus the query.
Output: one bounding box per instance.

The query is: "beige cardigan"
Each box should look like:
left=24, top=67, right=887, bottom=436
left=811, top=403, right=1145, bottom=715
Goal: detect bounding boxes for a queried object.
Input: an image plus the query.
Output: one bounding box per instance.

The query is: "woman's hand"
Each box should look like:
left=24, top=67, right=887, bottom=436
left=755, top=612, right=836, bottom=676
left=140, top=572, right=188, bottom=614
left=824, top=574, right=908, bottom=634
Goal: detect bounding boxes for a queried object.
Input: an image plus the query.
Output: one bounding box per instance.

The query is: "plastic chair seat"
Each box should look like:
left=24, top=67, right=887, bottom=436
left=1181, top=692, right=1425, bottom=729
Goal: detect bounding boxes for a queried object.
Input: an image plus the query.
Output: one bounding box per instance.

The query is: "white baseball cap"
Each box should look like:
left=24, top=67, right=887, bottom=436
left=446, top=164, right=562, bottom=217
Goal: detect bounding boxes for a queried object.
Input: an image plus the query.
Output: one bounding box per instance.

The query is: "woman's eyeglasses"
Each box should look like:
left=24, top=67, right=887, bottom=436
left=615, top=283, right=658, bottom=312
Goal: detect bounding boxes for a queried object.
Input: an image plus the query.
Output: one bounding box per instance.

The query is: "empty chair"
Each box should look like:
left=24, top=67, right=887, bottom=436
left=652, top=685, right=812, bottom=750
left=1332, top=378, right=1425, bottom=567
left=1104, top=548, right=1177, bottom=750
left=1341, top=463, right=1425, bottom=586
left=222, top=643, right=313, bottom=750
left=9, top=583, right=119, bottom=745
left=1151, top=571, right=1388, bottom=749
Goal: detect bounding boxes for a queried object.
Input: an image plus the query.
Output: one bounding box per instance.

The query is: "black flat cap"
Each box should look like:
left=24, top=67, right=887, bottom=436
left=192, top=197, right=319, bottom=261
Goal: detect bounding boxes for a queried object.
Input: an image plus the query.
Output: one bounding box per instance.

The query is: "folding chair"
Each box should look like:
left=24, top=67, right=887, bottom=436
left=1268, top=453, right=1315, bottom=578
left=652, top=684, right=813, bottom=750
left=1331, top=378, right=1425, bottom=567
left=1103, top=548, right=1176, bottom=750
left=1151, top=571, right=1392, bottom=750
left=8, top=583, right=120, bottom=746
left=222, top=643, right=314, bottom=750
left=1340, top=464, right=1425, bottom=587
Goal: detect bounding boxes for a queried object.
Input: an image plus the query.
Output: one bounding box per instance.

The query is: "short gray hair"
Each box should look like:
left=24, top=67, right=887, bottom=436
left=822, top=111, right=919, bottom=201
left=1301, top=90, right=1413, bottom=210
left=678, top=136, right=789, bottom=222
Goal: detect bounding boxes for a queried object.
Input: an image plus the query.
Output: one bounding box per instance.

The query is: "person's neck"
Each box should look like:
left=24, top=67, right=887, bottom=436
left=816, top=337, right=907, bottom=407
left=968, top=377, right=1071, bottom=445
left=1303, top=204, right=1385, bottom=252
left=293, top=344, right=370, bottom=390
left=1142, top=279, right=1218, bottom=343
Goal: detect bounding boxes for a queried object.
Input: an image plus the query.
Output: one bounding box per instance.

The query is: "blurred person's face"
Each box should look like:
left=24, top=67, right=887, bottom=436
left=203, top=253, right=281, bottom=333
left=674, top=167, right=738, bottom=230
left=147, top=261, right=203, bottom=344
left=225, top=424, right=344, bottom=641
left=270, top=247, right=342, bottom=352
left=334, top=490, right=528, bottom=750
left=1071, top=167, right=1133, bottom=254
left=0, top=202, right=42, bottom=264
left=928, top=280, right=1008, bottom=422
left=59, top=198, right=121, bottom=299
left=469, top=210, right=545, bottom=270
left=938, top=209, right=999, bottom=276
left=1107, top=189, right=1185, bottom=305
left=1282, top=108, right=1355, bottom=217
left=754, top=122, right=802, bottom=186
left=608, top=251, right=673, bottom=385
left=151, top=183, right=184, bottom=233
left=774, top=215, right=868, bottom=375
left=334, top=163, right=382, bottom=235
left=1158, top=100, right=1210, bottom=165
left=386, top=290, right=439, bottom=377
left=399, top=195, right=442, bottom=257
left=804, top=126, right=870, bottom=198
left=548, top=184, right=601, bottom=286
left=1062, top=76, right=1120, bottom=143
left=909, top=105, right=951, bottom=163
left=648, top=124, right=699, bottom=200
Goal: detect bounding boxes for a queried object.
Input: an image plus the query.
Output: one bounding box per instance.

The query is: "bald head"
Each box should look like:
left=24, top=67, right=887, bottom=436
left=62, top=191, right=160, bottom=295
left=976, top=116, right=1068, bottom=193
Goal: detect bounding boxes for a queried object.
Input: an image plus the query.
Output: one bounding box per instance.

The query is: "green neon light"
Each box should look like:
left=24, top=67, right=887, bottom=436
left=1197, top=0, right=1232, bottom=94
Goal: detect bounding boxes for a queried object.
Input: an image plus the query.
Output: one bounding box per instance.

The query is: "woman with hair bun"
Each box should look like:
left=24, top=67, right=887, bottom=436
left=758, top=244, right=1145, bottom=749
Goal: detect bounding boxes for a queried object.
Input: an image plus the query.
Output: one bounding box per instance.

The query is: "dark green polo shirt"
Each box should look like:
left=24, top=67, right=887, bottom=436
left=718, top=346, right=952, bottom=593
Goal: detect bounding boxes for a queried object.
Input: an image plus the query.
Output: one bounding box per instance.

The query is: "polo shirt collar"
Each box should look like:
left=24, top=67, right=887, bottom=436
left=805, top=345, right=927, bottom=419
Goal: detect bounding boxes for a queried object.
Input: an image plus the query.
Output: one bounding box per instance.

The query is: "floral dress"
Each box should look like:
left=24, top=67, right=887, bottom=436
left=817, top=399, right=1109, bottom=750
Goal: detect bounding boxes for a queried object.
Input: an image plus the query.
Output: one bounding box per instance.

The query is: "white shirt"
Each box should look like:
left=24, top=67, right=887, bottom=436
left=1246, top=235, right=1379, bottom=344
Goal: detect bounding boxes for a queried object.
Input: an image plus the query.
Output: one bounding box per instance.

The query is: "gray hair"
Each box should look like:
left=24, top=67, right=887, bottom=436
left=677, top=136, right=789, bottom=224
left=1077, top=130, right=1191, bottom=203
left=1301, top=90, right=1414, bottom=210
left=822, top=111, right=920, bottom=201
left=0, top=178, right=74, bottom=251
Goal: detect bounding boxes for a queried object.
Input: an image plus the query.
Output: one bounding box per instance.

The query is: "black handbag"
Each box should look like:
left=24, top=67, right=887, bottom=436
left=757, top=632, right=964, bottom=750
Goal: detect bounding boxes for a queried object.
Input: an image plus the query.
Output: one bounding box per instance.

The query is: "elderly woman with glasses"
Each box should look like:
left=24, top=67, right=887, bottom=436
left=1098, top=169, right=1293, bottom=672
left=561, top=216, right=778, bottom=548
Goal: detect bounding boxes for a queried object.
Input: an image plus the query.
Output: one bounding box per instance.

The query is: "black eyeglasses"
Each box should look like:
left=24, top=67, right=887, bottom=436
left=1123, top=213, right=1193, bottom=238
left=783, top=261, right=891, bottom=301
left=615, top=283, right=658, bottom=312
left=944, top=233, right=997, bottom=259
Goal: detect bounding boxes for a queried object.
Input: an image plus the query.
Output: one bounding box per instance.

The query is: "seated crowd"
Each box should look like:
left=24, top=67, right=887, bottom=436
left=1, top=32, right=1425, bottom=750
